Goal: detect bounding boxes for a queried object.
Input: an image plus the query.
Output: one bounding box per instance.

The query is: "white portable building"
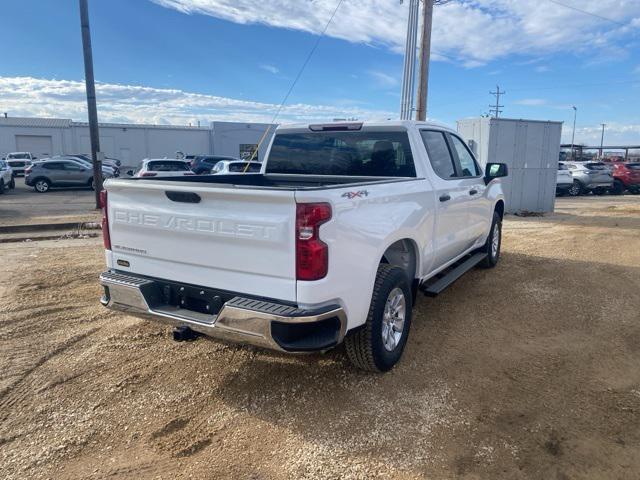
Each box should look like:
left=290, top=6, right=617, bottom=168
left=457, top=117, right=563, bottom=214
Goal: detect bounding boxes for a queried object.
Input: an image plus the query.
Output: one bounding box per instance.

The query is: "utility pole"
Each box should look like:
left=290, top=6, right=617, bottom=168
left=400, top=0, right=420, bottom=120
left=489, top=85, right=505, bottom=118
left=79, top=0, right=102, bottom=209
left=415, top=0, right=434, bottom=121
left=599, top=123, right=606, bottom=158
left=571, top=106, right=577, bottom=160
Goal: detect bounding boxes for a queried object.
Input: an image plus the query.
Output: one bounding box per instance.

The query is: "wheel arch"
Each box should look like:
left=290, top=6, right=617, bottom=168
left=380, top=238, right=419, bottom=285
left=494, top=199, right=505, bottom=219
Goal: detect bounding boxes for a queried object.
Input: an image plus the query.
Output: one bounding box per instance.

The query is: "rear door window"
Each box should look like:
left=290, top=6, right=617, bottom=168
left=228, top=162, right=262, bottom=173
left=148, top=161, right=190, bottom=172
left=43, top=162, right=65, bottom=170
left=420, top=130, right=456, bottom=179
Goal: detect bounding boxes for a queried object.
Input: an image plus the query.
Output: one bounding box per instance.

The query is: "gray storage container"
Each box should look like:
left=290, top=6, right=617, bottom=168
left=457, top=117, right=562, bottom=214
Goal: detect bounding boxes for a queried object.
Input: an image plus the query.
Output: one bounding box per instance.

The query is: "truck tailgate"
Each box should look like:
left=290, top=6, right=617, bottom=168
left=105, top=180, right=297, bottom=301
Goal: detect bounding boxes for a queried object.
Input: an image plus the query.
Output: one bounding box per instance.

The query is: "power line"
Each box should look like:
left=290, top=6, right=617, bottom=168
left=489, top=85, right=505, bottom=117
left=268, top=0, right=344, bottom=124
left=546, top=0, right=628, bottom=27
left=243, top=0, right=344, bottom=169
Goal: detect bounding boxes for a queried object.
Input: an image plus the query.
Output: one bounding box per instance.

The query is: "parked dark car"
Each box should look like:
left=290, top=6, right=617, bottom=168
left=190, top=155, right=240, bottom=174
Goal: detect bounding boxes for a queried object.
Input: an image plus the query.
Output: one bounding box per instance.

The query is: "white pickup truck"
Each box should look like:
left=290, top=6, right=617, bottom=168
left=99, top=121, right=507, bottom=371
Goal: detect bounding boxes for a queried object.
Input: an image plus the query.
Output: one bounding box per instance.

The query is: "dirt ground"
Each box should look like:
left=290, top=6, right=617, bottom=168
left=0, top=196, right=639, bottom=479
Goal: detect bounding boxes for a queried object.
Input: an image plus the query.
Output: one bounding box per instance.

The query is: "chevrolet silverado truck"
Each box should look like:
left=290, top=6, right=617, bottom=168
left=99, top=121, right=507, bottom=372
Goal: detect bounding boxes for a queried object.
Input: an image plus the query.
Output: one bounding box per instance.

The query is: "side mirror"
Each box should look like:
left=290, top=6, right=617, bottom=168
left=484, top=162, right=508, bottom=185
left=126, top=170, right=134, bottom=176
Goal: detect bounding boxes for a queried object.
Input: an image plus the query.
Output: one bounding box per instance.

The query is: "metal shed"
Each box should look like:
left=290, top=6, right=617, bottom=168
left=457, top=117, right=563, bottom=214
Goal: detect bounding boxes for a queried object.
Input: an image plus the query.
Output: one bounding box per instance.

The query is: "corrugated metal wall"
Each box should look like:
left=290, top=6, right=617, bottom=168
left=457, top=117, right=562, bottom=214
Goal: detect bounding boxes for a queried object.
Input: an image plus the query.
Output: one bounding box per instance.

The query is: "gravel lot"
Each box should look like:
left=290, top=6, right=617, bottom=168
left=0, top=196, right=639, bottom=479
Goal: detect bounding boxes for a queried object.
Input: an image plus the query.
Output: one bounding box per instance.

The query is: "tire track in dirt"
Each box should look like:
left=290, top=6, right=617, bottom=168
left=0, top=327, right=99, bottom=424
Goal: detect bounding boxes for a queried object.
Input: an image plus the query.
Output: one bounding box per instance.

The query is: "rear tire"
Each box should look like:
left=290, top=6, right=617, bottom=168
left=34, top=178, right=50, bottom=193
left=479, top=211, right=502, bottom=269
left=9, top=178, right=15, bottom=189
left=345, top=264, right=413, bottom=372
left=0, top=180, right=5, bottom=195
left=568, top=180, right=582, bottom=196
left=88, top=178, right=94, bottom=190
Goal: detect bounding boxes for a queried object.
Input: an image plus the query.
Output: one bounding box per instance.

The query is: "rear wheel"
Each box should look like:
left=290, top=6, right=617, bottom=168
left=345, top=264, right=413, bottom=372
left=88, top=178, right=94, bottom=190
left=9, top=177, right=15, bottom=189
left=568, top=180, right=582, bottom=196
left=0, top=180, right=5, bottom=195
left=34, top=178, right=50, bottom=193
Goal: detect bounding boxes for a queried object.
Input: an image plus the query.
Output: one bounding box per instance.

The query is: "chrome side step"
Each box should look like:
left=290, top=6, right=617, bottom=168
left=420, top=252, right=487, bottom=297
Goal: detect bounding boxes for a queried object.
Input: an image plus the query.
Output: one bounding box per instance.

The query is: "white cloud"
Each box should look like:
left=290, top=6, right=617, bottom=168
left=368, top=70, right=399, bottom=88
left=514, top=98, right=547, bottom=106
left=259, top=64, right=279, bottom=74
left=535, top=65, right=550, bottom=73
left=562, top=122, right=640, bottom=146
left=0, top=76, right=395, bottom=125
left=151, top=0, right=640, bottom=65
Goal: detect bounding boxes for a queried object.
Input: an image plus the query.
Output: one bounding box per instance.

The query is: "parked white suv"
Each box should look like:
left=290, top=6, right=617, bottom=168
left=0, top=160, right=15, bottom=193
left=556, top=162, right=573, bottom=195
left=99, top=121, right=507, bottom=371
left=127, top=159, right=195, bottom=178
left=5, top=152, right=35, bottom=176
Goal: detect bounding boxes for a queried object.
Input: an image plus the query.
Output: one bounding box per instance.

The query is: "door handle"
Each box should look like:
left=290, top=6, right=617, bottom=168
left=439, top=194, right=451, bottom=202
left=469, top=189, right=478, bottom=195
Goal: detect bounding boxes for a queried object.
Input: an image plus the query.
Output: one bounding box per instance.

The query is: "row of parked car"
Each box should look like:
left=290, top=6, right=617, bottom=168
left=3, top=152, right=262, bottom=192
left=556, top=161, right=640, bottom=196
left=126, top=156, right=261, bottom=178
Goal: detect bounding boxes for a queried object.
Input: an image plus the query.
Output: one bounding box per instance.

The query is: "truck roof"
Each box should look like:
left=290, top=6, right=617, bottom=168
left=277, top=119, right=455, bottom=133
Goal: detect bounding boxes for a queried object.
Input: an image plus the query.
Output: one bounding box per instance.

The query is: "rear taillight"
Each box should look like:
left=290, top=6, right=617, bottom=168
left=141, top=172, right=157, bottom=177
left=99, top=190, right=111, bottom=250
left=296, top=203, right=331, bottom=281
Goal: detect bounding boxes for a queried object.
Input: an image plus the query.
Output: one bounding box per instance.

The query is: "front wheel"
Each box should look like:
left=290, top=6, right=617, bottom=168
left=568, top=180, right=582, bottom=196
left=479, top=211, right=502, bottom=268
left=345, top=264, right=413, bottom=372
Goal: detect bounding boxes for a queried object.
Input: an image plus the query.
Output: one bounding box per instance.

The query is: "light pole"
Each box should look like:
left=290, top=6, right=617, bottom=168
left=79, top=0, right=102, bottom=208
left=571, top=106, right=577, bottom=160
left=600, top=123, right=606, bottom=159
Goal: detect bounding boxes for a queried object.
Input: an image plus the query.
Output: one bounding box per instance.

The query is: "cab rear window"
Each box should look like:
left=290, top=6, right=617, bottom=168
left=266, top=131, right=416, bottom=177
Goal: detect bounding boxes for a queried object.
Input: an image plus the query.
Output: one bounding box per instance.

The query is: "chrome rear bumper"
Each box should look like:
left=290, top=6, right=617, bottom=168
left=99, top=271, right=346, bottom=352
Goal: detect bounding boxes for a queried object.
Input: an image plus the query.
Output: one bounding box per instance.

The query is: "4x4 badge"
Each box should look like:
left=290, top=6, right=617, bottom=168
left=341, top=190, right=369, bottom=199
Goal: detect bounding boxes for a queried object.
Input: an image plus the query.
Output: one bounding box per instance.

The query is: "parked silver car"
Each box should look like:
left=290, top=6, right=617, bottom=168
left=564, top=161, right=614, bottom=196
left=25, top=159, right=112, bottom=193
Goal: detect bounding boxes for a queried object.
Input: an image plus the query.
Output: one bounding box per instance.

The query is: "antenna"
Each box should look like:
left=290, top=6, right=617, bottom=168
left=489, top=85, right=505, bottom=118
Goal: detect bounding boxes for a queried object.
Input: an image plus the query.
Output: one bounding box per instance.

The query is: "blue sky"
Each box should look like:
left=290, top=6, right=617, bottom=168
left=0, top=0, right=639, bottom=144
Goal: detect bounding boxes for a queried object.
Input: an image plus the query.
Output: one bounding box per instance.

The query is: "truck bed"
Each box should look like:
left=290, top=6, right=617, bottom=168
left=126, top=173, right=416, bottom=190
